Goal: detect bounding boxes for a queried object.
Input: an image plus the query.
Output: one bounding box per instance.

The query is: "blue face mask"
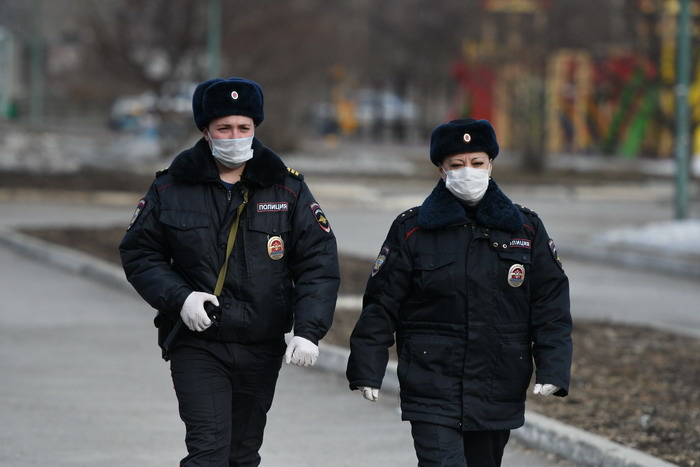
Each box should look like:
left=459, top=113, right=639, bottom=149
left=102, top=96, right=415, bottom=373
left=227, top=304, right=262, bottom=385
left=208, top=135, right=254, bottom=168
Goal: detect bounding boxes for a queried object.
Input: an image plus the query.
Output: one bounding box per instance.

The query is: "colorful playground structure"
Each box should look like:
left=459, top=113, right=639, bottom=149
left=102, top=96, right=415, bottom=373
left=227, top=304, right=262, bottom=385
left=451, top=0, right=699, bottom=160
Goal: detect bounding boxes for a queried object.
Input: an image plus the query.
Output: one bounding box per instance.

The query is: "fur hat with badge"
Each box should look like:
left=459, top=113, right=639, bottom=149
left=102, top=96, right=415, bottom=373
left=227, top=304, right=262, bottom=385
left=192, top=77, right=265, bottom=130
left=429, top=118, right=499, bottom=166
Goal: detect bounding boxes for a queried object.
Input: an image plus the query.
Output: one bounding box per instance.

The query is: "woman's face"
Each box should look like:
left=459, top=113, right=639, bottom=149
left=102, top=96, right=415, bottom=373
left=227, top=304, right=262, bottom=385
left=204, top=115, right=255, bottom=140
left=439, top=152, right=491, bottom=180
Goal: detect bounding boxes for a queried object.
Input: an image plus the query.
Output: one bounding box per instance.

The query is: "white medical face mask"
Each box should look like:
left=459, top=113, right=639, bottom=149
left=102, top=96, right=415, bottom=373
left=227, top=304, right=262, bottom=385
left=444, top=165, right=491, bottom=205
left=208, top=135, right=254, bottom=168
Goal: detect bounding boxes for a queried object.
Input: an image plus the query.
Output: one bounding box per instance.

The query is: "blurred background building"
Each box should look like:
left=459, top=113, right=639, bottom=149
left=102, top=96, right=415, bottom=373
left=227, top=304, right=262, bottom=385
left=0, top=0, right=698, bottom=179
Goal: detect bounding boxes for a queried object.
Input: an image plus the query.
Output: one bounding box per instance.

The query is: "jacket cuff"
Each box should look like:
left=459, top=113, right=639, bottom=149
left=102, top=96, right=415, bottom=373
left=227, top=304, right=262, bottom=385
left=292, top=330, right=319, bottom=346
left=166, top=286, right=192, bottom=320
left=536, top=374, right=569, bottom=397
left=348, top=379, right=383, bottom=391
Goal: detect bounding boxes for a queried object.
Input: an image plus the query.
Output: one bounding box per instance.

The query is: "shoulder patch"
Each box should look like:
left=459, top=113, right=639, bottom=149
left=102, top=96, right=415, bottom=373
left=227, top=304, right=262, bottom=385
left=310, top=202, right=331, bottom=233
left=396, top=206, right=420, bottom=224
left=127, top=198, right=147, bottom=231
left=286, top=167, right=304, bottom=180
left=155, top=167, right=169, bottom=178
left=371, top=245, right=391, bottom=277
left=548, top=238, right=564, bottom=271
left=516, top=204, right=539, bottom=218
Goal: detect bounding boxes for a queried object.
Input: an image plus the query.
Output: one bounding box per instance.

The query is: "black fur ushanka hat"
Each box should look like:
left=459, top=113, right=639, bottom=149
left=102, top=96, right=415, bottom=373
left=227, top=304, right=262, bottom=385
left=429, top=118, right=499, bottom=166
left=192, top=77, right=265, bottom=130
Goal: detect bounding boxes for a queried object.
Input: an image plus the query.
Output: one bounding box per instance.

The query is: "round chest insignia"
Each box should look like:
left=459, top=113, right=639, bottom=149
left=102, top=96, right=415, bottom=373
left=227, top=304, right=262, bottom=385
left=507, top=264, right=525, bottom=288
left=463, top=133, right=471, bottom=142
left=231, top=91, right=239, bottom=100
left=267, top=236, right=284, bottom=260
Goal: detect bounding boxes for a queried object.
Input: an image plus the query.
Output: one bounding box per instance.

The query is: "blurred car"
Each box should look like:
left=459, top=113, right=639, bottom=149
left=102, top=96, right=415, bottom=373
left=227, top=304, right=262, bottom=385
left=355, top=88, right=418, bottom=126
left=108, top=81, right=196, bottom=132
left=310, top=88, right=419, bottom=138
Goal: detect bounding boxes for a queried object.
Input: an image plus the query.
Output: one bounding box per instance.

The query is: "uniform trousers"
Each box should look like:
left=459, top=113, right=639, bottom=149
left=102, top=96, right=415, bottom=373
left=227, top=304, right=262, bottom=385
left=169, top=333, right=285, bottom=467
left=410, top=422, right=510, bottom=467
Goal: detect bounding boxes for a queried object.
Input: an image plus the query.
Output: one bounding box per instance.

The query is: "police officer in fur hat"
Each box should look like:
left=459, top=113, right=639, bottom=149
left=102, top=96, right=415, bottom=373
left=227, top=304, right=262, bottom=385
left=120, top=77, right=340, bottom=466
left=346, top=119, right=572, bottom=467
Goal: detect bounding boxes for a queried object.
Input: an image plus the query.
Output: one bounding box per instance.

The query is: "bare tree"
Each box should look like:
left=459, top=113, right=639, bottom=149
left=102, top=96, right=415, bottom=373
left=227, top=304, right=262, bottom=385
left=212, top=1, right=345, bottom=150
left=79, top=0, right=205, bottom=88
left=74, top=0, right=207, bottom=156
left=71, top=0, right=352, bottom=152
left=2, top=0, right=651, bottom=159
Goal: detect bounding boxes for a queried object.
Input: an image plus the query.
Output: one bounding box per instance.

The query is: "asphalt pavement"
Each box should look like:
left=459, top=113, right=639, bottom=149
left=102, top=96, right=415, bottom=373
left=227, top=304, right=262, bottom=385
left=0, top=233, right=573, bottom=466
left=0, top=163, right=696, bottom=466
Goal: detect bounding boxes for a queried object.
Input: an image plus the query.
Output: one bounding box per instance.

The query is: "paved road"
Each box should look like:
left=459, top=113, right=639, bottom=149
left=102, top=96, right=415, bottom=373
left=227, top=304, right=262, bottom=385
left=0, top=245, right=573, bottom=466
left=0, top=175, right=696, bottom=466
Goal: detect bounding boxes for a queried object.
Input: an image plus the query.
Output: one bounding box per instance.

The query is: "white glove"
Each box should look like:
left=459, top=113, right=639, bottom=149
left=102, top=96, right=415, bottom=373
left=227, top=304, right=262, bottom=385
left=180, top=292, right=218, bottom=332
left=284, top=336, right=319, bottom=367
left=360, top=386, right=379, bottom=402
left=533, top=383, right=560, bottom=397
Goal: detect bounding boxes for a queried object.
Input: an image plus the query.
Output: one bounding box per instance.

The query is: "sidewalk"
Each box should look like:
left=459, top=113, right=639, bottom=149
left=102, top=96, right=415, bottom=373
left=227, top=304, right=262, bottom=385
left=0, top=236, right=575, bottom=467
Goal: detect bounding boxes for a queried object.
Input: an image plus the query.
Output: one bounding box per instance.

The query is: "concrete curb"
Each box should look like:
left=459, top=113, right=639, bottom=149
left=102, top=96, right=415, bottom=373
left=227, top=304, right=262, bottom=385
left=317, top=341, right=676, bottom=467
left=0, top=229, right=678, bottom=467
left=0, top=227, right=132, bottom=293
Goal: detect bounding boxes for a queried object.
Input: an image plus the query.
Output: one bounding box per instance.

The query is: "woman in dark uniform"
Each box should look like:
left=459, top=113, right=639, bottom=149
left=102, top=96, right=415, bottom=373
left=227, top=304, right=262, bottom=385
left=121, top=77, right=340, bottom=466
left=346, top=118, right=572, bottom=467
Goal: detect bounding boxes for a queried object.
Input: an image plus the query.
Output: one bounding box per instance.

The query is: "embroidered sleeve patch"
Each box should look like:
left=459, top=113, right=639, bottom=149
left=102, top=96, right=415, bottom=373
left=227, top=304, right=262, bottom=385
left=371, top=245, right=390, bottom=277
left=310, top=202, right=331, bottom=233
left=127, top=198, right=147, bottom=231
left=548, top=238, right=564, bottom=271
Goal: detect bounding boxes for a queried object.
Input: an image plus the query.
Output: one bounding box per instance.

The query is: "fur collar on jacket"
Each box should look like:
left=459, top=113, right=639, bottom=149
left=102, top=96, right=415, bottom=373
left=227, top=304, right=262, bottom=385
left=418, top=179, right=523, bottom=232
left=168, top=137, right=288, bottom=187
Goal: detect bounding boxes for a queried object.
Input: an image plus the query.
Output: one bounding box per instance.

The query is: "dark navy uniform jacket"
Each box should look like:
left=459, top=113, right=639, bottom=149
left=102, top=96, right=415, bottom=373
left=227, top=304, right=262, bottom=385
left=346, top=179, right=572, bottom=431
left=120, top=137, right=340, bottom=345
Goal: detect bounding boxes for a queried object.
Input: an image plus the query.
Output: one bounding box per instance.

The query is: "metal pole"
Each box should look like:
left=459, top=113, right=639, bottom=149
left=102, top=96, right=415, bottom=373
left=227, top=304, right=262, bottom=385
left=0, top=27, right=11, bottom=119
left=674, top=0, right=691, bottom=220
left=29, top=0, right=44, bottom=125
left=207, top=0, right=222, bottom=78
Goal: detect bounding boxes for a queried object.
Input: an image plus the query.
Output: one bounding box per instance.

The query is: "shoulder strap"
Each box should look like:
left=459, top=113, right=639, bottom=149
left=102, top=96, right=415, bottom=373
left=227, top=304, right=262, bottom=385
left=214, top=189, right=248, bottom=295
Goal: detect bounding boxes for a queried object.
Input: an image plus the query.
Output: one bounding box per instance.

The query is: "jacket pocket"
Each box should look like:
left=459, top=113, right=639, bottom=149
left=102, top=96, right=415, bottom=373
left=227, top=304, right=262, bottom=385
left=413, top=253, right=456, bottom=298
left=398, top=335, right=463, bottom=400
left=160, top=210, right=211, bottom=230
left=160, top=210, right=211, bottom=243
left=489, top=335, right=533, bottom=403
left=247, top=213, right=291, bottom=237
left=160, top=210, right=213, bottom=267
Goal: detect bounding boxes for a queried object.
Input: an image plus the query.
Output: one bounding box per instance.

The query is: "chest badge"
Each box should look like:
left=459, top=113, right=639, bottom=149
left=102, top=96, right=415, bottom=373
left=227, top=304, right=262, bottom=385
left=267, top=236, right=285, bottom=260
left=507, top=264, right=525, bottom=288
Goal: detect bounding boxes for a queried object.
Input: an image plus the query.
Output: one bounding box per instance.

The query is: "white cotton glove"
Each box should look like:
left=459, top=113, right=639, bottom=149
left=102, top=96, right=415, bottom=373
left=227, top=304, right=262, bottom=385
left=533, top=383, right=560, bottom=397
left=284, top=336, right=319, bottom=367
left=360, top=386, right=379, bottom=402
left=180, top=292, right=218, bottom=332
